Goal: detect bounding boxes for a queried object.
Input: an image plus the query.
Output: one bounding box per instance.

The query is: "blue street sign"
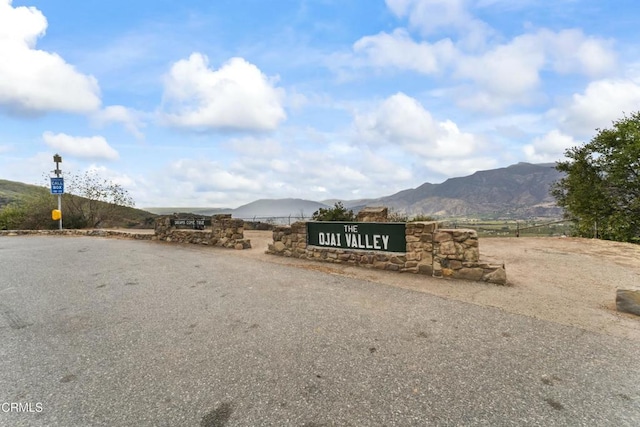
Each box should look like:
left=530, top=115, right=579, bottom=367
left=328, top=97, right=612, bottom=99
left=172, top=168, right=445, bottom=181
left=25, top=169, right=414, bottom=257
left=50, top=177, right=64, bottom=194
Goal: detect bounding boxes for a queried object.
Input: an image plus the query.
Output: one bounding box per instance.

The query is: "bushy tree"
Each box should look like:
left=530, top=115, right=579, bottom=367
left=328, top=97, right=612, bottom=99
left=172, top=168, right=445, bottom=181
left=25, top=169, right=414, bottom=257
left=552, top=112, right=640, bottom=242
left=63, top=171, right=135, bottom=228
left=312, top=202, right=355, bottom=221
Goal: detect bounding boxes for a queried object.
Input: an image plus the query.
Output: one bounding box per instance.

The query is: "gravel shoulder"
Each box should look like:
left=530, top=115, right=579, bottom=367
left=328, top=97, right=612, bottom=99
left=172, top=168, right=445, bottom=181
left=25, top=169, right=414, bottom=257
left=239, top=231, right=640, bottom=341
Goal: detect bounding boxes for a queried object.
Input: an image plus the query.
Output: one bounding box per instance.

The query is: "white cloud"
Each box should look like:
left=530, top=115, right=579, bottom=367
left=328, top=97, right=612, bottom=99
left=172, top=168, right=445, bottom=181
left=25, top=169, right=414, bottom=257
left=354, top=92, right=480, bottom=158
left=455, top=29, right=616, bottom=111
left=0, top=0, right=101, bottom=115
left=140, top=127, right=420, bottom=207
left=83, top=164, right=136, bottom=188
left=92, top=105, right=146, bottom=139
left=349, top=3, right=618, bottom=113
left=224, top=136, right=283, bottom=158
left=423, top=157, right=499, bottom=178
left=42, top=132, right=119, bottom=160
left=557, top=79, right=640, bottom=137
left=523, top=130, right=578, bottom=163
left=456, top=33, right=545, bottom=98
left=353, top=29, right=455, bottom=74
left=168, top=158, right=263, bottom=192
left=545, top=29, right=616, bottom=77
left=385, top=0, right=493, bottom=47
left=161, top=54, right=286, bottom=131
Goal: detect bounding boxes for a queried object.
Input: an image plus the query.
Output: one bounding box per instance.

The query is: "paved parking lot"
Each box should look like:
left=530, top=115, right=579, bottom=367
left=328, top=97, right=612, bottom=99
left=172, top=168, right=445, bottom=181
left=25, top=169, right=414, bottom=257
left=1, top=236, right=639, bottom=426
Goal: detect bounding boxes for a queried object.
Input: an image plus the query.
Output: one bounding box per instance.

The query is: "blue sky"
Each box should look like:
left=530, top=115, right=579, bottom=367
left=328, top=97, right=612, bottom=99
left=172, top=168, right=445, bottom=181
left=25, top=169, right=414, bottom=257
left=2, top=0, right=640, bottom=208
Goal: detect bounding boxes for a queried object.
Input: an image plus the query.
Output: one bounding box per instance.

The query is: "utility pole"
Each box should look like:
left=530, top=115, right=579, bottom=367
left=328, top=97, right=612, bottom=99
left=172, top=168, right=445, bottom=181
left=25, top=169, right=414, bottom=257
left=52, top=154, right=63, bottom=230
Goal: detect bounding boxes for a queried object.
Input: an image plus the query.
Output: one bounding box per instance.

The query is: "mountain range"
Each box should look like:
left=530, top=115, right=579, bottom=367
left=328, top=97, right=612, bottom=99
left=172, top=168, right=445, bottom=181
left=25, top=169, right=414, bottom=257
left=146, top=162, right=564, bottom=219
left=1, top=163, right=563, bottom=221
left=356, top=162, right=563, bottom=218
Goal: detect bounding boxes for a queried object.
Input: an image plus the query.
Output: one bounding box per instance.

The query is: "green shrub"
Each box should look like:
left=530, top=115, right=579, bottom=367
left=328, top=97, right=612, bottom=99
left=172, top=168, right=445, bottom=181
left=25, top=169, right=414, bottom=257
left=312, top=202, right=355, bottom=221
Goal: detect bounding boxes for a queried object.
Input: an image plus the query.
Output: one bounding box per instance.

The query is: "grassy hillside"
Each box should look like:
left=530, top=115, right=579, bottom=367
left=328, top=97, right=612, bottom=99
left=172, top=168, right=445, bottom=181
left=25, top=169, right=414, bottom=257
left=0, top=179, right=157, bottom=229
left=0, top=179, right=49, bottom=207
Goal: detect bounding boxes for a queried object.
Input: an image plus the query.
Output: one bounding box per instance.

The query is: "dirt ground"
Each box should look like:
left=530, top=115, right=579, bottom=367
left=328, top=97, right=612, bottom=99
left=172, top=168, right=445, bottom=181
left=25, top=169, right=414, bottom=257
left=238, top=231, right=640, bottom=342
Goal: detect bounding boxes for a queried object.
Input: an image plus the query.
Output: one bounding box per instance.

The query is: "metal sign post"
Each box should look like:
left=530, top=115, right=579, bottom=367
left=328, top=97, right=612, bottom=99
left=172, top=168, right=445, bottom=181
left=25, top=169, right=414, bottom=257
left=52, top=154, right=63, bottom=230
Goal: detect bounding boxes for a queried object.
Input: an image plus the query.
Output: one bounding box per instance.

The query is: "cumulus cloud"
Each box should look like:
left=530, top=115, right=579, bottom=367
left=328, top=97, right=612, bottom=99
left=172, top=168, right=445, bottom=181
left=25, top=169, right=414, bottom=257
left=385, top=0, right=493, bottom=47
left=168, top=158, right=263, bottom=192
left=544, top=29, right=616, bottom=77
left=456, top=33, right=545, bottom=98
left=224, top=136, right=283, bottom=158
left=523, top=130, right=578, bottom=163
left=354, top=92, right=480, bottom=158
left=423, top=157, right=499, bottom=178
left=353, top=29, right=455, bottom=74
left=92, top=105, right=146, bottom=139
left=455, top=29, right=615, bottom=111
left=161, top=54, right=286, bottom=131
left=83, top=164, right=136, bottom=187
left=557, top=79, right=640, bottom=137
left=0, top=0, right=101, bottom=115
left=348, top=2, right=617, bottom=112
left=149, top=128, right=418, bottom=206
left=42, top=132, right=119, bottom=160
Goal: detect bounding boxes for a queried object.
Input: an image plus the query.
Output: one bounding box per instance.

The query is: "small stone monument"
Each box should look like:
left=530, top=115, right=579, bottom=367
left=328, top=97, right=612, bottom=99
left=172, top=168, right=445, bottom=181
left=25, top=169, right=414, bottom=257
left=356, top=206, right=388, bottom=223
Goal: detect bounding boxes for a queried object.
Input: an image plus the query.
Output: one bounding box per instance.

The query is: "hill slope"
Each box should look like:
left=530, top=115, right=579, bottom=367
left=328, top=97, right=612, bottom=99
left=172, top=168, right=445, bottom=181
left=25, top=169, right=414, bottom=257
left=0, top=179, right=157, bottom=229
left=0, top=179, right=49, bottom=208
left=367, top=162, right=563, bottom=218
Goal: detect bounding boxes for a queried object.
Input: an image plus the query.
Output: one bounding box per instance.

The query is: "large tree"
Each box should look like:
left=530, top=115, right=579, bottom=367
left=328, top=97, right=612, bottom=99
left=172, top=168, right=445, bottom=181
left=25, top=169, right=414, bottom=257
left=552, top=112, right=640, bottom=242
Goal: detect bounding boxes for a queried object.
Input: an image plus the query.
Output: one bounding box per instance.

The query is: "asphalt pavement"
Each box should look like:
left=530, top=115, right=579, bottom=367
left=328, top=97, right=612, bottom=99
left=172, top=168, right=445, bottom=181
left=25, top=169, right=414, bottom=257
left=0, top=236, right=638, bottom=426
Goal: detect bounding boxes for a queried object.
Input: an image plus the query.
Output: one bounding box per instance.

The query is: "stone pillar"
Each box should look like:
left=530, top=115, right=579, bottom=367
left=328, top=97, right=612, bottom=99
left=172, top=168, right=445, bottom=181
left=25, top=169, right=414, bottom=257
left=356, top=207, right=389, bottom=222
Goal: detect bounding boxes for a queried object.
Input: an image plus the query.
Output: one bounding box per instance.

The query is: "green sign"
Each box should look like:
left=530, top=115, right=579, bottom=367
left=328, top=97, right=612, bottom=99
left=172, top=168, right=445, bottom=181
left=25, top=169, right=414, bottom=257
left=307, top=222, right=406, bottom=253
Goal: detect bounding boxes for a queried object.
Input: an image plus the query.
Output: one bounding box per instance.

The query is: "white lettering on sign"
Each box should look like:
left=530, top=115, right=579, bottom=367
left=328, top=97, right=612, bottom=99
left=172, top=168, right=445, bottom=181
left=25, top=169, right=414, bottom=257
left=344, top=225, right=358, bottom=233
left=318, top=232, right=341, bottom=247
left=344, top=233, right=389, bottom=250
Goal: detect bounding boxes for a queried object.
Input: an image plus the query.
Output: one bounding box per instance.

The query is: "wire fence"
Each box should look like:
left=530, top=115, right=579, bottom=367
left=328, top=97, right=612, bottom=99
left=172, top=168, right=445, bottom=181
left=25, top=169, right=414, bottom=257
left=439, top=219, right=572, bottom=237
left=238, top=215, right=311, bottom=226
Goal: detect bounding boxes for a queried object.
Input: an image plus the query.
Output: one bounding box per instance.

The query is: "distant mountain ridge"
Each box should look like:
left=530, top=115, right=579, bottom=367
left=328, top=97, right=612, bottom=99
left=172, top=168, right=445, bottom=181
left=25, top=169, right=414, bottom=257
left=145, top=162, right=564, bottom=219
left=3, top=163, right=563, bottom=220
left=363, top=162, right=563, bottom=218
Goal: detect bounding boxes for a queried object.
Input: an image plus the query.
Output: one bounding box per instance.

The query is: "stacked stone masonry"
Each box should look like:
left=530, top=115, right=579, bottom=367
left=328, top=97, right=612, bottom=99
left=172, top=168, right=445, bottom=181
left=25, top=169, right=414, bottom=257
left=356, top=206, right=389, bottom=223
left=0, top=229, right=154, bottom=239
left=267, top=221, right=507, bottom=285
left=0, top=214, right=251, bottom=250
left=154, top=214, right=251, bottom=249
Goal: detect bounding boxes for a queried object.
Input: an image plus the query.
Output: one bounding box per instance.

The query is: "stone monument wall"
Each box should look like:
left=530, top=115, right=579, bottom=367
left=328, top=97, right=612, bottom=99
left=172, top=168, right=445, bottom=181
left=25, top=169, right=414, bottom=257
left=154, top=214, right=251, bottom=249
left=267, top=221, right=506, bottom=284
